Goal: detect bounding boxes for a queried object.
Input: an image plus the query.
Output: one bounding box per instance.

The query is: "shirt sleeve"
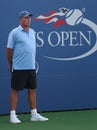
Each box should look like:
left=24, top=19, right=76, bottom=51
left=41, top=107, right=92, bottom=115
left=7, top=30, right=15, bottom=49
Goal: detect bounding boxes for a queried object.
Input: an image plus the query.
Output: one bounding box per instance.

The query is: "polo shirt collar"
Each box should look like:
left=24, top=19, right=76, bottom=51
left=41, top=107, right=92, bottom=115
left=18, top=25, right=24, bottom=31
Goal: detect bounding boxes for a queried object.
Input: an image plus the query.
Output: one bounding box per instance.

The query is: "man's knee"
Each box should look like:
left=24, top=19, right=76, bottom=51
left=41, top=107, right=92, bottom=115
left=28, top=89, right=36, bottom=95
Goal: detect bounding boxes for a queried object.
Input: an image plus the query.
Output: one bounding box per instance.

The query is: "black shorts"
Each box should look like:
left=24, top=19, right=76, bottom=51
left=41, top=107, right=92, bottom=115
left=11, top=70, right=37, bottom=91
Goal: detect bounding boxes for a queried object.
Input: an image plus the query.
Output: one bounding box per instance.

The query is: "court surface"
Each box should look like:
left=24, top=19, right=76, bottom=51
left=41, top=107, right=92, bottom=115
left=0, top=109, right=97, bottom=130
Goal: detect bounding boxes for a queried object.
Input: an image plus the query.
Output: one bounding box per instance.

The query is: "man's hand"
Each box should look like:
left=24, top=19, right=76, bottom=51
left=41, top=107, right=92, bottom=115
left=8, top=65, right=12, bottom=72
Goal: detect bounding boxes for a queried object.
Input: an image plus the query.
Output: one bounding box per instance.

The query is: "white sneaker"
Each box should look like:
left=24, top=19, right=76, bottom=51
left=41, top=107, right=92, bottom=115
left=31, top=113, right=48, bottom=121
left=10, top=115, right=21, bottom=124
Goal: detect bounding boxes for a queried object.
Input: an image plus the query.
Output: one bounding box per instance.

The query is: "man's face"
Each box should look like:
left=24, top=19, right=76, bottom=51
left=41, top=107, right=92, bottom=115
left=20, top=16, right=31, bottom=27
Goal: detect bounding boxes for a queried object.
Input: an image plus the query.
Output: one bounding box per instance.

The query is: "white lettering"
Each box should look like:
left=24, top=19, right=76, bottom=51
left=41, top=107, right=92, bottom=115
left=60, top=31, right=69, bottom=46
left=36, top=31, right=92, bottom=47
left=48, top=31, right=60, bottom=47
left=36, top=31, right=44, bottom=47
left=79, top=31, right=92, bottom=46
left=69, top=31, right=78, bottom=46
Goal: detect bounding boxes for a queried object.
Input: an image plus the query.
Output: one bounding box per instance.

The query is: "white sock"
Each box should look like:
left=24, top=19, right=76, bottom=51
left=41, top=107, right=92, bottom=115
left=31, top=108, right=37, bottom=116
left=10, top=110, right=16, bottom=116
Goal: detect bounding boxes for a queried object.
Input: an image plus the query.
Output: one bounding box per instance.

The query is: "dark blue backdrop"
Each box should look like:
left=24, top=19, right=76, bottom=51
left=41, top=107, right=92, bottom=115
left=0, top=0, right=97, bottom=114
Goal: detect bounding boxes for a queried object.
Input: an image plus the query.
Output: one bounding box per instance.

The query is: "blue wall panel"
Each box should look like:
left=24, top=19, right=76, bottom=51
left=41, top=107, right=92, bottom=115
left=0, top=0, right=97, bottom=114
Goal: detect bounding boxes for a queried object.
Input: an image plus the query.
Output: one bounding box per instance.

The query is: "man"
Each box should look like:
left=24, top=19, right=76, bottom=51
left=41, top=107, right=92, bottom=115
left=6, top=11, right=48, bottom=123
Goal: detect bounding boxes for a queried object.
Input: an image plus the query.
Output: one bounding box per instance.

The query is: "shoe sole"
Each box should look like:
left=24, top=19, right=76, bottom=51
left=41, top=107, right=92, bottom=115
left=10, top=121, right=21, bottom=124
left=31, top=119, right=48, bottom=121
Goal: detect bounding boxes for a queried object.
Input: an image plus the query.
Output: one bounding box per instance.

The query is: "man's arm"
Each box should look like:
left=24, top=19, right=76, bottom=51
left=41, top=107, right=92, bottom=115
left=6, top=48, right=13, bottom=72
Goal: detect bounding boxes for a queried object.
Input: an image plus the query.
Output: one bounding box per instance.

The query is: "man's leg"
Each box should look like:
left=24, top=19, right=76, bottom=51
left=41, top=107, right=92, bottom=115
left=28, top=89, right=48, bottom=121
left=10, top=89, right=18, bottom=110
left=10, top=89, right=21, bottom=123
left=28, top=89, right=36, bottom=109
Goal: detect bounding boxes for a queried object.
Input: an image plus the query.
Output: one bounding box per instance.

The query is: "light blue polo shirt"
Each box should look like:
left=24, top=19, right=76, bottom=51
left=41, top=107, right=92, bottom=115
left=7, top=25, right=36, bottom=70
